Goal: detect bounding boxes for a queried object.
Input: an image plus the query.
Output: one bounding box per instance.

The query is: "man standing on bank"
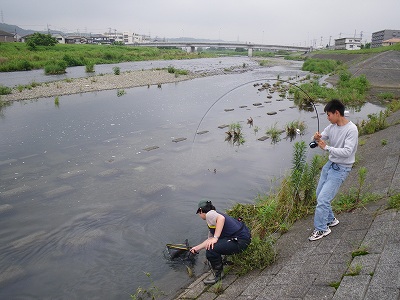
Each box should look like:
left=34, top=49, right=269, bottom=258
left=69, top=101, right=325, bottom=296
left=190, top=200, right=251, bottom=284
left=309, top=99, right=358, bottom=241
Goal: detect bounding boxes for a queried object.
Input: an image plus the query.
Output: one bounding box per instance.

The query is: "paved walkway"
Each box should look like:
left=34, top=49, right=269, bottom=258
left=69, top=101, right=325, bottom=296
left=176, top=110, right=400, bottom=299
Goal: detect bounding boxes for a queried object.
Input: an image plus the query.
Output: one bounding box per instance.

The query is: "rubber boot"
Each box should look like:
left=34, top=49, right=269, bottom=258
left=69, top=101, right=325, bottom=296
left=203, top=265, right=223, bottom=285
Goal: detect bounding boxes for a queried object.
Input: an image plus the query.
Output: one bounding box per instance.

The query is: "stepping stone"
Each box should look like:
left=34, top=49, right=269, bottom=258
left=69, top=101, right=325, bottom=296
left=224, top=108, right=234, bottom=112
left=279, top=109, right=286, bottom=111
left=267, top=111, right=277, bottom=115
left=253, top=103, right=263, bottom=106
left=197, top=131, right=209, bottom=135
left=276, top=99, right=284, bottom=101
left=143, top=146, right=159, bottom=151
left=264, top=101, right=272, bottom=103
left=172, top=137, right=187, bottom=143
left=218, top=125, right=229, bottom=129
left=258, top=136, right=269, bottom=141
left=289, top=106, right=297, bottom=109
left=239, top=105, right=247, bottom=108
left=257, top=105, right=264, bottom=108
left=267, top=95, right=273, bottom=98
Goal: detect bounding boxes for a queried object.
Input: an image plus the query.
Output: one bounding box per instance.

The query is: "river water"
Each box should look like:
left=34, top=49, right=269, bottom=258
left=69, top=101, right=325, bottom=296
left=0, top=57, right=383, bottom=299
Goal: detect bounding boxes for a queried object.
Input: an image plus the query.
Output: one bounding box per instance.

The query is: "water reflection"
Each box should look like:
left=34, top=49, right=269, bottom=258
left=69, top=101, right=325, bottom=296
left=0, top=64, right=384, bottom=299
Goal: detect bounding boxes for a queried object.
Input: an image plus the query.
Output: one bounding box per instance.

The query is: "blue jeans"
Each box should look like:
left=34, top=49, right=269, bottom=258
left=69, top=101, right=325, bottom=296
left=314, top=160, right=351, bottom=231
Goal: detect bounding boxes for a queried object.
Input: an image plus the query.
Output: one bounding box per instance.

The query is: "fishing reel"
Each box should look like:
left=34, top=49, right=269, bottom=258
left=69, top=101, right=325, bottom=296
left=309, top=140, right=318, bottom=148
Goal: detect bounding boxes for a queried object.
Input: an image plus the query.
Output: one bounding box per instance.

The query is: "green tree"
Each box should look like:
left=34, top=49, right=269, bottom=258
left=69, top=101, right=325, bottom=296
left=27, top=33, right=58, bottom=49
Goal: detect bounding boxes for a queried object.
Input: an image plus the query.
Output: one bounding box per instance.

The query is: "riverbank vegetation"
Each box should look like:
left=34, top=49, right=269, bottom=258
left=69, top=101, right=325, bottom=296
left=291, top=58, right=370, bottom=105
left=0, top=42, right=215, bottom=72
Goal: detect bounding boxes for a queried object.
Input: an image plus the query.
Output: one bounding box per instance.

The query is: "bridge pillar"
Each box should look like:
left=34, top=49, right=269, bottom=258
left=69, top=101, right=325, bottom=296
left=248, top=48, right=253, bottom=57
left=190, top=46, right=195, bottom=53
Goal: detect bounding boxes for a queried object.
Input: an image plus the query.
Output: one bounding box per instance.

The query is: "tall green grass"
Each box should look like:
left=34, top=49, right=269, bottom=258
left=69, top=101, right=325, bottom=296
left=302, top=58, right=341, bottom=74
left=0, top=42, right=215, bottom=72
left=292, top=70, right=370, bottom=106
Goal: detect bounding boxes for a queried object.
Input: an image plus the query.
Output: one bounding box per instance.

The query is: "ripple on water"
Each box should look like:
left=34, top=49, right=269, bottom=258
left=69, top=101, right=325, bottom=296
left=44, top=185, right=75, bottom=199
left=10, top=231, right=47, bottom=249
left=1, top=186, right=32, bottom=198
left=0, top=266, right=25, bottom=286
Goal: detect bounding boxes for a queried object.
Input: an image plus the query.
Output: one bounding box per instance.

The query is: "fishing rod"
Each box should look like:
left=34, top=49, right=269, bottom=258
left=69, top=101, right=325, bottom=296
left=192, top=77, right=320, bottom=148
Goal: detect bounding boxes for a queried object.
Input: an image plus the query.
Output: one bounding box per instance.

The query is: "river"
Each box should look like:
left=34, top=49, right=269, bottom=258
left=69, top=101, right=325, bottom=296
left=0, top=57, right=383, bottom=299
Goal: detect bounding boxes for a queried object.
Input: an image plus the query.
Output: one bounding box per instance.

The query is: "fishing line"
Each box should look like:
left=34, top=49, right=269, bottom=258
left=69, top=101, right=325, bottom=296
left=192, top=77, right=320, bottom=146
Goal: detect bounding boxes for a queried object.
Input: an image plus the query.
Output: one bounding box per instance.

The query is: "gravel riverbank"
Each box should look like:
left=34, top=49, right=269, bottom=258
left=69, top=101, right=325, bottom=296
left=1, top=57, right=298, bottom=103
left=1, top=69, right=203, bottom=102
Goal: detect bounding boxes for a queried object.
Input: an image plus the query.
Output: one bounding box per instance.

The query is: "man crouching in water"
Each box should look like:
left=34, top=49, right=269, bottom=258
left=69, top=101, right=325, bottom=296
left=190, top=200, right=251, bottom=284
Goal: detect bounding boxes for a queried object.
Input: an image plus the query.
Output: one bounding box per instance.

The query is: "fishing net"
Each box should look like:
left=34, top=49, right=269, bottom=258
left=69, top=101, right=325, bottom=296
left=163, top=239, right=196, bottom=262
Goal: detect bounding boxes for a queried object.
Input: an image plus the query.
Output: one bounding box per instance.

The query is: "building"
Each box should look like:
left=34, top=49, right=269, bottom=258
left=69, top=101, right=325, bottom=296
left=102, top=31, right=143, bottom=44
left=382, top=38, right=400, bottom=47
left=123, top=31, right=143, bottom=44
left=0, top=29, right=16, bottom=42
left=52, top=33, right=65, bottom=44
left=371, top=29, right=400, bottom=48
left=64, top=35, right=88, bottom=44
left=334, top=37, right=362, bottom=50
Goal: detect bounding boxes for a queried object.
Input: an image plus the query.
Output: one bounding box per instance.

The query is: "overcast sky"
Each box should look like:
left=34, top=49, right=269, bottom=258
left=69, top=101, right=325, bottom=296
left=2, top=0, right=400, bottom=46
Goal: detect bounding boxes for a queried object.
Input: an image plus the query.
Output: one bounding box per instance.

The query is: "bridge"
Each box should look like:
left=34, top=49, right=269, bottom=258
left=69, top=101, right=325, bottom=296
left=130, top=41, right=310, bottom=56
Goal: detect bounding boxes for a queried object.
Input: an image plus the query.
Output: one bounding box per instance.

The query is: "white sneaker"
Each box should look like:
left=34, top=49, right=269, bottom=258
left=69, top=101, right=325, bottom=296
left=327, top=218, right=339, bottom=227
left=308, top=228, right=331, bottom=241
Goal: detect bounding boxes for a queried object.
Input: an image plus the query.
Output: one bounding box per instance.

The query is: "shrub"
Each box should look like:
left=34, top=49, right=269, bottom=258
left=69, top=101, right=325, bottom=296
left=357, top=111, right=387, bottom=135
left=26, top=32, right=58, bottom=47
left=388, top=193, right=400, bottom=210
left=117, top=89, right=126, bottom=97
left=44, top=61, right=67, bottom=75
left=113, top=66, right=120, bottom=75
left=17, top=60, right=33, bottom=71
left=63, top=54, right=83, bottom=67
left=302, top=58, right=340, bottom=74
left=378, top=92, right=395, bottom=100
left=85, top=62, right=95, bottom=73
left=266, top=123, right=282, bottom=144
left=0, top=85, right=12, bottom=95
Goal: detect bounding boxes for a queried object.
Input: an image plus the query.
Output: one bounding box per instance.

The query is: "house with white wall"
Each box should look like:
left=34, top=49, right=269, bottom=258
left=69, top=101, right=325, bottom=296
left=334, top=37, right=362, bottom=50
left=122, top=31, right=143, bottom=44
left=52, top=33, right=65, bottom=44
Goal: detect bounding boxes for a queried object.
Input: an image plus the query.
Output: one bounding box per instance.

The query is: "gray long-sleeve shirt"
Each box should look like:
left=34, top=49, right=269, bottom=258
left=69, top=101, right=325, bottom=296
left=321, top=121, right=358, bottom=167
